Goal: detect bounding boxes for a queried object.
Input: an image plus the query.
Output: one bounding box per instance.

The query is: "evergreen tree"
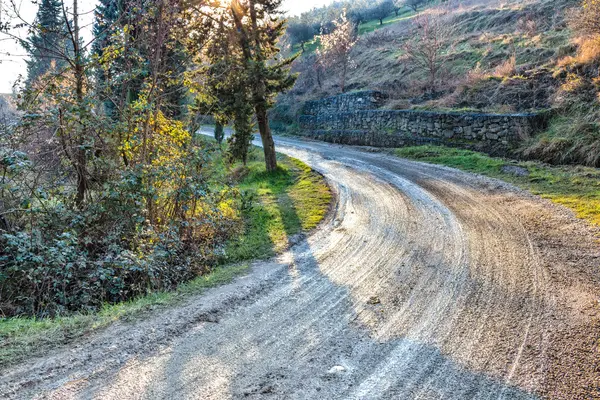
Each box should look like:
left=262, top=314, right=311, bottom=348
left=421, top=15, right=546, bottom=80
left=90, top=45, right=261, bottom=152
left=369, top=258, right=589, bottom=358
left=92, top=0, right=124, bottom=118
left=227, top=95, right=255, bottom=165
left=190, top=11, right=255, bottom=164
left=162, top=43, right=190, bottom=120
left=230, top=0, right=297, bottom=172
left=214, top=122, right=225, bottom=145
left=25, top=0, right=69, bottom=85
left=92, top=0, right=121, bottom=57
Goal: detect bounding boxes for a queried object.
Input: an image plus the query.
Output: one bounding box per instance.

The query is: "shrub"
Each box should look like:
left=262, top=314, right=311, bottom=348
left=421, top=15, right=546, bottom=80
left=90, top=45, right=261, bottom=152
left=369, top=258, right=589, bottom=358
left=403, top=10, right=454, bottom=94
left=493, top=54, right=517, bottom=78
left=575, top=37, right=600, bottom=64
left=464, top=62, right=488, bottom=86
left=0, top=140, right=240, bottom=317
left=517, top=16, right=538, bottom=37
left=569, top=0, right=600, bottom=38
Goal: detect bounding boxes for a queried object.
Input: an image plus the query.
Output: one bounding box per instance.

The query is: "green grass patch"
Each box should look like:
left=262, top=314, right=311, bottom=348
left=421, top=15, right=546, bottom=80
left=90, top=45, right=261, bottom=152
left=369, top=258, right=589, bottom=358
left=358, top=10, right=416, bottom=35
left=292, top=37, right=321, bottom=56
left=289, top=9, right=416, bottom=56
left=224, top=150, right=332, bottom=262
left=393, top=145, right=600, bottom=227
left=0, top=140, right=332, bottom=368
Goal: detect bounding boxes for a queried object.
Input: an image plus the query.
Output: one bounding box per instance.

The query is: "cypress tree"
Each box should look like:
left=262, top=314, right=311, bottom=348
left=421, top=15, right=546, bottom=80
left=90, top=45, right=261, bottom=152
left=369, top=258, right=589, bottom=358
left=25, top=0, right=69, bottom=85
left=92, top=0, right=122, bottom=118
left=92, top=0, right=121, bottom=57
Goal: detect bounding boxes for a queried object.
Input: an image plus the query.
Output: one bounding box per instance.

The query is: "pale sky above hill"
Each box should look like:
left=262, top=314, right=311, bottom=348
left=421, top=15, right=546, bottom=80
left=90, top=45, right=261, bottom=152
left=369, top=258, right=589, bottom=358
left=0, top=0, right=334, bottom=93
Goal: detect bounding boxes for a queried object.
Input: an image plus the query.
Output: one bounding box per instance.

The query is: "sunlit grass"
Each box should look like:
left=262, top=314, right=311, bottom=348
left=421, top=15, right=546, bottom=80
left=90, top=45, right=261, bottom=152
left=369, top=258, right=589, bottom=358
left=289, top=8, right=416, bottom=56
left=224, top=150, right=332, bottom=262
left=291, top=37, right=321, bottom=56
left=358, top=9, right=416, bottom=35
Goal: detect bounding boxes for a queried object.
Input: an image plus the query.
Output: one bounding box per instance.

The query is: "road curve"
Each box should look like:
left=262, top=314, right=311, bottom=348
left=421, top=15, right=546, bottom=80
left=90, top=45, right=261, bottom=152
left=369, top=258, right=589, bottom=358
left=1, top=136, right=599, bottom=399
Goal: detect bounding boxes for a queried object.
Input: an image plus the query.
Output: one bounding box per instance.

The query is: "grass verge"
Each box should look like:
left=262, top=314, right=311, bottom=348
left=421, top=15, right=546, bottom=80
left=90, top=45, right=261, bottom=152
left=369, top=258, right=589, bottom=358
left=0, top=141, right=332, bottom=368
left=393, top=145, right=600, bottom=227
left=223, top=147, right=332, bottom=262
left=0, top=264, right=248, bottom=368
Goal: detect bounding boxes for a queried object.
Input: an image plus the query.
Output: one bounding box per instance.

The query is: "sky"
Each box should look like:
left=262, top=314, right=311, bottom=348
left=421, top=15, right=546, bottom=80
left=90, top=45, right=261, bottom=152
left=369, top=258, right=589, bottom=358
left=0, top=0, right=335, bottom=93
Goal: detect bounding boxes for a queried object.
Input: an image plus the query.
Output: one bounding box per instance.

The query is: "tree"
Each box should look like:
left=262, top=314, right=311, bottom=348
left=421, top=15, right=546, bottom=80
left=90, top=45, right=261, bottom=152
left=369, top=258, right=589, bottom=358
left=69, top=0, right=88, bottom=205
left=92, top=0, right=121, bottom=58
left=405, top=0, right=427, bottom=12
left=186, top=8, right=255, bottom=164
left=403, top=12, right=452, bottom=94
left=92, top=0, right=122, bottom=118
left=214, top=122, right=225, bottom=145
left=24, top=0, right=70, bottom=86
left=0, top=0, right=252, bottom=316
left=317, top=10, right=357, bottom=93
left=287, top=22, right=315, bottom=53
left=348, top=8, right=368, bottom=25
left=227, top=97, right=255, bottom=165
left=393, top=0, right=404, bottom=16
left=370, top=0, right=395, bottom=26
left=228, top=0, right=297, bottom=172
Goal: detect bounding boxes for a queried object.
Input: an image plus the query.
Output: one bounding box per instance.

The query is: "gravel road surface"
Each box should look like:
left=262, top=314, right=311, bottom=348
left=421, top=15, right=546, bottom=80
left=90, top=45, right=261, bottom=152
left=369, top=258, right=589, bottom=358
left=1, top=136, right=599, bottom=399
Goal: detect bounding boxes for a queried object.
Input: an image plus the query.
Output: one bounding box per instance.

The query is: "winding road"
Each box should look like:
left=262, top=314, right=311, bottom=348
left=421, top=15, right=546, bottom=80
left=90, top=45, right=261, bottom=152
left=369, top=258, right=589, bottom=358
left=2, top=136, right=599, bottom=399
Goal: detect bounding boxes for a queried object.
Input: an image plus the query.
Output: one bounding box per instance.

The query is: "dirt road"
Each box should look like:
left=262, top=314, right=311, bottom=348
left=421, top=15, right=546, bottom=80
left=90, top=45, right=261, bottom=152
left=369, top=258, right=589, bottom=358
left=1, top=136, right=599, bottom=399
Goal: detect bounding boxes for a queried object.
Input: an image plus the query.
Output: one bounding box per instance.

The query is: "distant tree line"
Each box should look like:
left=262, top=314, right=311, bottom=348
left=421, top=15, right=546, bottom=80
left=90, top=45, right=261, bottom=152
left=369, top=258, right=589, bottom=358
left=286, top=0, right=434, bottom=52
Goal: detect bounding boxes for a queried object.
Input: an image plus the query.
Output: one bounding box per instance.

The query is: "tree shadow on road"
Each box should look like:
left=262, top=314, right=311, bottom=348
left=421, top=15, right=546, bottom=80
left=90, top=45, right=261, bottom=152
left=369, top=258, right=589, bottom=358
left=65, top=165, right=540, bottom=400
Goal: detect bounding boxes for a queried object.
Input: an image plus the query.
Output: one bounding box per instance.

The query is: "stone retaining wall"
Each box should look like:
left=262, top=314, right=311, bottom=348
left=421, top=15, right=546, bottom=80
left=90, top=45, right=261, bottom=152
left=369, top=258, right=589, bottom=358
left=298, top=91, right=548, bottom=151
left=302, top=91, right=388, bottom=115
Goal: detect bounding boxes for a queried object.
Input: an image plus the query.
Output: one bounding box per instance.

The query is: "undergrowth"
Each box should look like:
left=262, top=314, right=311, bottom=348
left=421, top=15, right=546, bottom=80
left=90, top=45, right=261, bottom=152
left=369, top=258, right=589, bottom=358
left=0, top=264, right=248, bottom=368
left=523, top=116, right=600, bottom=167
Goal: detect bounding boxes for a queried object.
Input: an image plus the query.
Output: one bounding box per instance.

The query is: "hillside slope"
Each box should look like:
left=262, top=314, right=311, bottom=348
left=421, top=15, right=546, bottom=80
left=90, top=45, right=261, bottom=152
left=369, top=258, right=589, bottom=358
left=283, top=0, right=571, bottom=109
left=275, top=0, right=599, bottom=166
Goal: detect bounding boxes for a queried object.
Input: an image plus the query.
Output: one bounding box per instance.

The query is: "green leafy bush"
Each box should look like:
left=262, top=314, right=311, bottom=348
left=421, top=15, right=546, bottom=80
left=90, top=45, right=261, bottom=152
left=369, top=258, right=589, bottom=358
left=0, top=142, right=239, bottom=317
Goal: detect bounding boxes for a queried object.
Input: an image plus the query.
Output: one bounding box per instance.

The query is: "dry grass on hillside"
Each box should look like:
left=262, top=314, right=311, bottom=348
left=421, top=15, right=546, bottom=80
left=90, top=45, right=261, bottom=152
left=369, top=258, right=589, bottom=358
left=281, top=0, right=577, bottom=116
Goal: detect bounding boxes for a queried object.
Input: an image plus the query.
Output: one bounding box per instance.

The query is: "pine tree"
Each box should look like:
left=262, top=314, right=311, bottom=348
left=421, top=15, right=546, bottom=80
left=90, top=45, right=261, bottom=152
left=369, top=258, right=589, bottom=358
left=92, top=0, right=121, bottom=57
left=190, top=12, right=255, bottom=164
left=25, top=0, right=70, bottom=85
left=92, top=0, right=123, bottom=118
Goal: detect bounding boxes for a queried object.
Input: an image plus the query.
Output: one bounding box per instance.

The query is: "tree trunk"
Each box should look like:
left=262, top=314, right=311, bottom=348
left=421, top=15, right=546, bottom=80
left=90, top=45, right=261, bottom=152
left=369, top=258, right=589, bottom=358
left=341, top=58, right=348, bottom=93
left=255, top=104, right=277, bottom=172
left=73, top=0, right=87, bottom=206
left=241, top=0, right=278, bottom=173
left=255, top=103, right=277, bottom=172
left=316, top=68, right=322, bottom=88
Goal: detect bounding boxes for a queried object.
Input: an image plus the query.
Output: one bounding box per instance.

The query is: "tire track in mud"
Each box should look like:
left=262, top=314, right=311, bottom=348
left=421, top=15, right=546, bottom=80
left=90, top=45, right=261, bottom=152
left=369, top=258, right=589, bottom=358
left=1, top=136, right=599, bottom=399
